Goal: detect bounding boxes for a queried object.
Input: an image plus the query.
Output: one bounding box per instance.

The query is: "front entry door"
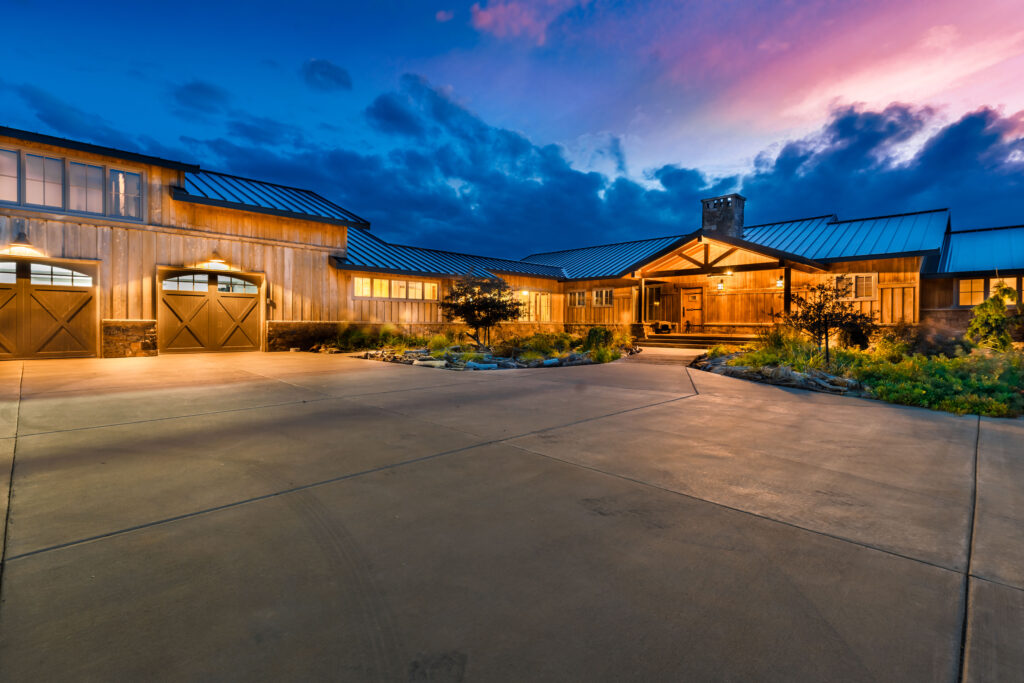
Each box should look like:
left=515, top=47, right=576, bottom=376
left=681, top=288, right=703, bottom=331
left=159, top=272, right=261, bottom=353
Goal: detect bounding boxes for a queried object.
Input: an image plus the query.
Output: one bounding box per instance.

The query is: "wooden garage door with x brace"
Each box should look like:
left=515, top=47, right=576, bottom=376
left=0, top=260, right=98, bottom=359
left=158, top=272, right=261, bottom=353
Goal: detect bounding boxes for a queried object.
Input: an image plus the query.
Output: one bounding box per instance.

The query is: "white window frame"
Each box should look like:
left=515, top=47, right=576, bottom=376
left=592, top=289, right=613, bottom=307
left=568, top=290, right=585, bottom=307
left=834, top=273, right=877, bottom=302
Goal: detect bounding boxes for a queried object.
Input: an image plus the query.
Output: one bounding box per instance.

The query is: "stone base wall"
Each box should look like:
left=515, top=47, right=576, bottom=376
left=102, top=320, right=157, bottom=358
left=920, top=309, right=971, bottom=335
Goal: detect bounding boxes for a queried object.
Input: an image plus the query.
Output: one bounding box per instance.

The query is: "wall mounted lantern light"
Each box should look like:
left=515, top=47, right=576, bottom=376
left=1, top=231, right=44, bottom=257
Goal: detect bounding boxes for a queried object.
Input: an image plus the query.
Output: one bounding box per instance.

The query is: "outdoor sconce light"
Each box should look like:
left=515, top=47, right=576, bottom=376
left=1, top=231, right=43, bottom=257
left=776, top=276, right=785, bottom=288
left=716, top=280, right=725, bottom=291
left=520, top=290, right=529, bottom=296
left=209, top=250, right=226, bottom=264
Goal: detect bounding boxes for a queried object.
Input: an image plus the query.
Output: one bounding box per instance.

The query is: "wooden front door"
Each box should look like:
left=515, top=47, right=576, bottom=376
left=0, top=260, right=98, bottom=360
left=159, top=272, right=261, bottom=353
left=681, top=288, right=703, bottom=331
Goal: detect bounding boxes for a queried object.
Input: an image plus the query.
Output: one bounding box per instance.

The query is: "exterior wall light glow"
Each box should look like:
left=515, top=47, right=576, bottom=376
left=716, top=280, right=725, bottom=291
left=776, top=276, right=785, bottom=288
left=1, top=231, right=44, bottom=257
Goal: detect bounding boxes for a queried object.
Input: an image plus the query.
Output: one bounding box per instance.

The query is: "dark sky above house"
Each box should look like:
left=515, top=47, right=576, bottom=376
left=2, top=0, right=1023, bottom=255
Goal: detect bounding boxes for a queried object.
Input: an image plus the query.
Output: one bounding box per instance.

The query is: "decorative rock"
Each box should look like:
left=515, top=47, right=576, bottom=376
left=289, top=347, right=301, bottom=352
left=542, top=358, right=560, bottom=367
left=413, top=359, right=447, bottom=368
left=466, top=361, right=498, bottom=370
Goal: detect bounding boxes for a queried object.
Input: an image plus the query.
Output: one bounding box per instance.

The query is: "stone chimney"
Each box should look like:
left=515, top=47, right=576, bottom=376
left=701, top=193, right=746, bottom=238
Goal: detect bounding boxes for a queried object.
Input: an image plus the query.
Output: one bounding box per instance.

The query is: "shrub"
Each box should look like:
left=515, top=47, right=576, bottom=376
left=460, top=352, right=486, bottom=363
left=582, top=326, right=614, bottom=351
left=590, top=347, right=621, bottom=363
left=518, top=350, right=545, bottom=362
left=780, top=280, right=878, bottom=363
left=967, top=283, right=1020, bottom=351
left=428, top=334, right=449, bottom=352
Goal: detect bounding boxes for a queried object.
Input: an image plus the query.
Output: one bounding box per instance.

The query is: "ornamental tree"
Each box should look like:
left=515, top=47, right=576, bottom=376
left=438, top=274, right=524, bottom=347
left=781, top=280, right=877, bottom=365
left=966, top=282, right=1020, bottom=351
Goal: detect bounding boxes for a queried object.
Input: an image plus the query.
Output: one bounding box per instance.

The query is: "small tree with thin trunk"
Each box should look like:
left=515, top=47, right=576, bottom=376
left=781, top=280, right=877, bottom=365
left=439, top=274, right=524, bottom=348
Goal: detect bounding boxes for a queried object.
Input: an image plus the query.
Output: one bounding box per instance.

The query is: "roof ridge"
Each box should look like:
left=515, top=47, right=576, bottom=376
left=742, top=215, right=835, bottom=230
left=388, top=240, right=561, bottom=268
left=523, top=233, right=688, bottom=259
left=830, top=207, right=949, bottom=224
left=949, top=224, right=1024, bottom=234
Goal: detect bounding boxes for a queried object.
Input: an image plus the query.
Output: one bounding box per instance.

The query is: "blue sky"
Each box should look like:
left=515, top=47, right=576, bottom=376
left=2, top=0, right=1023, bottom=254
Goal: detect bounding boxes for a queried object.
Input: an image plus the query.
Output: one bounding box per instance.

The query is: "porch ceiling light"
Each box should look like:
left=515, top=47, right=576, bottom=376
left=1, top=231, right=44, bottom=257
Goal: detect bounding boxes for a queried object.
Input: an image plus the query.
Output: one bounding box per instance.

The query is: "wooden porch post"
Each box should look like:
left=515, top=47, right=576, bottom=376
left=783, top=267, right=792, bottom=313
left=640, top=277, right=646, bottom=324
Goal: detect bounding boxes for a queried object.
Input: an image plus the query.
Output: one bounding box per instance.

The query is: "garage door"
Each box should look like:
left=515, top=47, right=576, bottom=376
left=0, top=260, right=98, bottom=359
left=158, top=272, right=261, bottom=353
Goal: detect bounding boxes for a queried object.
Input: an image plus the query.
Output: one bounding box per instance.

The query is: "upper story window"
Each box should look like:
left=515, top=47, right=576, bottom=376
left=593, top=289, right=613, bottom=307
left=25, top=154, right=64, bottom=208
left=0, top=147, right=144, bottom=221
left=568, top=291, right=585, bottom=307
left=110, top=170, right=142, bottom=219
left=69, top=162, right=105, bottom=214
left=0, top=150, right=17, bottom=202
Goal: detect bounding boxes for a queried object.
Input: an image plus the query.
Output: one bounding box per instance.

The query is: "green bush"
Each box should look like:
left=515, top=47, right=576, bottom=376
left=518, top=350, right=545, bottom=362
left=967, top=284, right=1020, bottom=351
left=428, top=334, right=449, bottom=352
left=590, top=347, right=621, bottom=364
left=582, top=326, right=614, bottom=351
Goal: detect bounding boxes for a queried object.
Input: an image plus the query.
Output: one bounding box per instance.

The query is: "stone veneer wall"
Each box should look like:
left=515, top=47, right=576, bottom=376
left=102, top=320, right=157, bottom=358
left=920, top=309, right=972, bottom=334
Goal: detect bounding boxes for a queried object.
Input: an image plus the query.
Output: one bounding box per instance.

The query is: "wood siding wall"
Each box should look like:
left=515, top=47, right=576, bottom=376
left=564, top=279, right=636, bottom=327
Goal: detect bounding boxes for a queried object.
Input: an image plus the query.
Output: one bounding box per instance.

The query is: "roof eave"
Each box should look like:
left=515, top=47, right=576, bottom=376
left=815, top=249, right=939, bottom=264
left=0, top=125, right=199, bottom=172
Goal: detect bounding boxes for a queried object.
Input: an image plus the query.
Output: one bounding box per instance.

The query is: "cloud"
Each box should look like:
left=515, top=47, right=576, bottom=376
left=172, top=80, right=230, bottom=114
left=364, top=93, right=426, bottom=138
left=435, top=9, right=454, bottom=22
left=301, top=59, right=353, bottom=92
left=13, top=84, right=132, bottom=148
left=469, top=0, right=586, bottom=46
left=225, top=114, right=306, bottom=147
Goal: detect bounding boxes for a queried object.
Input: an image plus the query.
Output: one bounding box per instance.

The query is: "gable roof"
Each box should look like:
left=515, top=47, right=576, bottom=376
left=521, top=234, right=690, bottom=279
left=929, top=225, right=1024, bottom=276
left=172, top=170, right=371, bottom=228
left=335, top=226, right=567, bottom=279
left=742, top=209, right=949, bottom=262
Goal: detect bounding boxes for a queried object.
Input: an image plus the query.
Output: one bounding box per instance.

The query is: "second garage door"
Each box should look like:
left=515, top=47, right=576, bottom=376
left=158, top=272, right=261, bottom=353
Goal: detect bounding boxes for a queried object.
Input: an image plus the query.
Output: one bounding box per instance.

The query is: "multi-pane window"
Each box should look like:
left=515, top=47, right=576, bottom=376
left=393, top=280, right=408, bottom=299
left=110, top=170, right=142, bottom=219
left=568, top=291, right=585, bottom=307
left=29, top=264, right=92, bottom=287
left=958, top=278, right=985, bottom=306
left=593, top=289, right=613, bottom=307
left=835, top=274, right=876, bottom=300
left=645, top=286, right=662, bottom=320
left=25, top=154, right=64, bottom=208
left=372, top=279, right=390, bottom=298
left=0, top=262, right=16, bottom=284
left=407, top=281, right=423, bottom=299
left=518, top=291, right=552, bottom=322
left=162, top=274, right=210, bottom=292
left=990, top=279, right=1018, bottom=307
left=424, top=282, right=438, bottom=300
left=216, top=275, right=258, bottom=293
left=69, top=162, right=105, bottom=214
left=0, top=150, right=17, bottom=202
left=354, top=277, right=372, bottom=297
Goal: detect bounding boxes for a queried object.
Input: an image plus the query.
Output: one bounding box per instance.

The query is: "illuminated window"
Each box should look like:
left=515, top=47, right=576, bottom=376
left=393, top=280, right=408, bottom=299
left=162, top=274, right=209, bottom=292
left=958, top=278, right=985, bottom=306
left=991, top=279, right=1018, bottom=307
left=217, top=275, right=258, bottom=294
left=593, top=289, right=613, bottom=307
left=0, top=262, right=16, bottom=284
left=69, top=162, right=104, bottom=214
left=25, top=154, right=63, bottom=208
left=110, top=170, right=142, bottom=219
left=0, top=150, right=17, bottom=203
left=568, top=291, right=585, bottom=307
left=518, top=291, right=551, bottom=321
left=424, top=282, right=438, bottom=300
left=30, top=263, right=92, bottom=287
left=835, top=274, right=876, bottom=301
left=372, top=279, right=389, bottom=298
left=354, top=277, right=372, bottom=297
left=408, top=281, right=423, bottom=299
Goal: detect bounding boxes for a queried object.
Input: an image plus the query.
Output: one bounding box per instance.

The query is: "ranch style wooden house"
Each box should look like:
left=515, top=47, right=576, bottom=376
left=1, top=125, right=1021, bottom=359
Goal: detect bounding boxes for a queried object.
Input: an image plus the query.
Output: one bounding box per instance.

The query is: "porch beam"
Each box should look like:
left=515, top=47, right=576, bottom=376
left=644, top=261, right=785, bottom=278
left=707, top=247, right=738, bottom=267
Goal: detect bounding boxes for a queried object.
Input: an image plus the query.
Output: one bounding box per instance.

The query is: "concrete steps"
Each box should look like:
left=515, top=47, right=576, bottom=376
left=640, top=334, right=758, bottom=349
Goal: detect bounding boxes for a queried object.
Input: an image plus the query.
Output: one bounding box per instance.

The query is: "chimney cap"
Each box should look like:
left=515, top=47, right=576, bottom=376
left=701, top=193, right=747, bottom=204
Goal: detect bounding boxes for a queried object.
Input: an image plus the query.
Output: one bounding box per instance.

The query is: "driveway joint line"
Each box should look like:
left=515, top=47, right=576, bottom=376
left=5, top=389, right=700, bottom=561
left=0, top=362, right=25, bottom=599
left=957, top=415, right=982, bottom=683
left=506, top=439, right=967, bottom=577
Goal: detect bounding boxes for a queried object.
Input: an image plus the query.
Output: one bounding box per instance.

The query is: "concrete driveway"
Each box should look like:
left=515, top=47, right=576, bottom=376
left=0, top=349, right=1021, bottom=682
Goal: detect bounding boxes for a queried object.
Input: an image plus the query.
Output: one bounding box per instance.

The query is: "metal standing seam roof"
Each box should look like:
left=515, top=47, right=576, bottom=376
left=520, top=234, right=690, bottom=279
left=175, top=170, right=371, bottom=227
left=743, top=209, right=949, bottom=262
left=337, top=226, right=568, bottom=279
left=931, top=226, right=1024, bottom=275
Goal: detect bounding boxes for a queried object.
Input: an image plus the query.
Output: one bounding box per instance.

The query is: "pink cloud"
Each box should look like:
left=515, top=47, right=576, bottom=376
left=470, top=0, right=586, bottom=46
left=435, top=9, right=454, bottom=23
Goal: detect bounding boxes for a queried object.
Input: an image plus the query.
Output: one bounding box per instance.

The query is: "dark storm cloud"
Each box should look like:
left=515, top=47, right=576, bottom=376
left=364, top=93, right=426, bottom=138
left=301, top=59, right=353, bottom=92
left=226, top=114, right=306, bottom=147
left=172, top=80, right=230, bottom=114
left=12, top=84, right=132, bottom=149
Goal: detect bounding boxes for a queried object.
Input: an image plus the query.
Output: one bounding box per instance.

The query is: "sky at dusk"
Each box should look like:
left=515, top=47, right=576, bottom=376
left=2, top=0, right=1024, bottom=254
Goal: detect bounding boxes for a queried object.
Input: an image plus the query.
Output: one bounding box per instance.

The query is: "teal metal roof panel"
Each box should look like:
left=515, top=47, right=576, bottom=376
left=933, top=226, right=1024, bottom=274
left=521, top=234, right=688, bottom=279
left=339, top=227, right=566, bottom=279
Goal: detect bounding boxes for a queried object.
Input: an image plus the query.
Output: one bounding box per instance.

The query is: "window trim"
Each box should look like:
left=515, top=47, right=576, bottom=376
left=834, top=273, right=878, bottom=302
left=352, top=276, right=441, bottom=301
left=592, top=288, right=613, bottom=307
left=957, top=276, right=1021, bottom=308
left=568, top=290, right=585, bottom=307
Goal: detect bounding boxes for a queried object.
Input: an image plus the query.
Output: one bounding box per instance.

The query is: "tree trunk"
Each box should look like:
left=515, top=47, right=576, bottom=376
left=824, top=329, right=830, bottom=366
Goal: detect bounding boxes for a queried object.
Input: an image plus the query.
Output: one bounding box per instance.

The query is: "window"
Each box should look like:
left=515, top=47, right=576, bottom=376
left=30, top=263, right=92, bottom=287
left=217, top=275, right=258, bottom=294
left=25, top=154, right=63, bottom=208
left=518, top=291, right=552, bottom=322
left=645, top=286, right=662, bottom=320
left=408, top=281, right=423, bottom=299
left=958, top=278, right=985, bottom=306
left=0, top=150, right=17, bottom=202
left=0, top=262, right=16, bottom=284
left=991, top=279, right=1018, bottom=307
left=835, top=274, right=876, bottom=301
left=568, top=291, right=585, bottom=307
left=392, top=280, right=408, bottom=299
left=354, top=277, right=372, bottom=297
left=424, top=282, right=438, bottom=300
left=69, top=162, right=104, bottom=214
left=372, top=279, right=389, bottom=298
left=593, top=289, right=613, bottom=307
left=162, top=274, right=209, bottom=292
left=110, top=170, right=142, bottom=219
